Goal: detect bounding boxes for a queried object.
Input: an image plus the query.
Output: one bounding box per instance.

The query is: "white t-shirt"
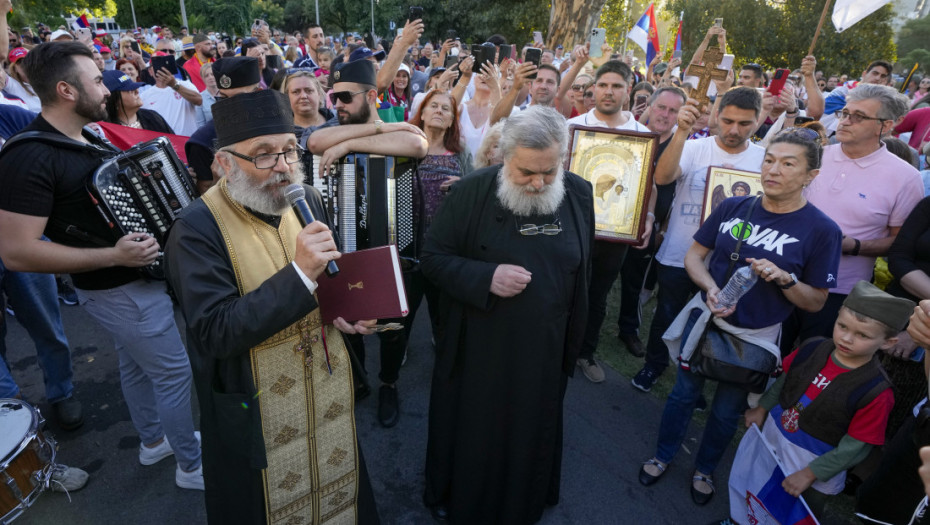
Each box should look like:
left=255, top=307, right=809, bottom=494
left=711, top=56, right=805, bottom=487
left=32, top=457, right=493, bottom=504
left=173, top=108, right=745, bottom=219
left=140, top=81, right=199, bottom=136
left=566, top=109, right=649, bottom=131
left=655, top=136, right=765, bottom=268
left=5, top=77, right=41, bottom=112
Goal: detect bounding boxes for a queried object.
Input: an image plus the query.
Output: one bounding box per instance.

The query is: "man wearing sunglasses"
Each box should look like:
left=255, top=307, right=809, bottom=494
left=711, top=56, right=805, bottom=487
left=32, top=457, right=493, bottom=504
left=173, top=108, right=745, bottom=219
left=781, top=84, right=923, bottom=355
left=185, top=57, right=262, bottom=194
left=165, top=88, right=379, bottom=524
left=307, top=57, right=427, bottom=429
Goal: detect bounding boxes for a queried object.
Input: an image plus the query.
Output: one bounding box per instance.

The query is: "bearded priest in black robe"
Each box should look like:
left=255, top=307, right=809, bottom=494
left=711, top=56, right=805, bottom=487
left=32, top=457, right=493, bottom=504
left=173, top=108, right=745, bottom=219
left=165, top=90, right=379, bottom=524
left=421, top=106, right=594, bottom=524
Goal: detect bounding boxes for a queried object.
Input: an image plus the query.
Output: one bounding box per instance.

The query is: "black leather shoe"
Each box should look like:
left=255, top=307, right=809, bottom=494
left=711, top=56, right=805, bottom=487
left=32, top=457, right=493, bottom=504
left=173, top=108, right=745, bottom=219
left=691, top=473, right=715, bottom=506
left=430, top=505, right=449, bottom=522
left=378, top=385, right=399, bottom=428
left=619, top=332, right=646, bottom=357
left=355, top=383, right=371, bottom=401
left=54, top=397, right=84, bottom=430
left=638, top=459, right=666, bottom=486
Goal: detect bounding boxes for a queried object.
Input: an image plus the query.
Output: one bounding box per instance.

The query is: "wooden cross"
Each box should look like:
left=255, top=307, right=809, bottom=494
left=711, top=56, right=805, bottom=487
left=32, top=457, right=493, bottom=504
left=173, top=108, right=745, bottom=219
left=687, top=47, right=730, bottom=109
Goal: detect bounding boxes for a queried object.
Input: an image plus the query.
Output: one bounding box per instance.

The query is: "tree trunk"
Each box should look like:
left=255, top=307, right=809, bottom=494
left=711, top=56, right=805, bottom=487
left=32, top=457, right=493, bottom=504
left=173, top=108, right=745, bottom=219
left=547, top=0, right=607, bottom=50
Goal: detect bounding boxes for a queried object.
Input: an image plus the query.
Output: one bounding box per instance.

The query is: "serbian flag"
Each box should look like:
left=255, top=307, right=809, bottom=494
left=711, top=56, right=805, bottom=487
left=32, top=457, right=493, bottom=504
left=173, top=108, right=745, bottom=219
left=71, top=13, right=90, bottom=31
left=97, top=122, right=189, bottom=164
left=627, top=2, right=661, bottom=64
left=672, top=14, right=683, bottom=56
left=832, top=0, right=891, bottom=32
left=729, top=424, right=819, bottom=525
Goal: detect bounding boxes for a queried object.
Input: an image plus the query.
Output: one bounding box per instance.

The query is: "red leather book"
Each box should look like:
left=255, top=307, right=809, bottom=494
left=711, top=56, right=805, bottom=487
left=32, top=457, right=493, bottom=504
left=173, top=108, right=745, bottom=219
left=316, top=245, right=409, bottom=323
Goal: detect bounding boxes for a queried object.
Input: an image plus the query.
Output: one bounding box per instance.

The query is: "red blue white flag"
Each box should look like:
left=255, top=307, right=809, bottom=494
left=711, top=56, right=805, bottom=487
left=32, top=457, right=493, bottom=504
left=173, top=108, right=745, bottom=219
left=71, top=13, right=90, bottom=31
left=627, top=2, right=661, bottom=64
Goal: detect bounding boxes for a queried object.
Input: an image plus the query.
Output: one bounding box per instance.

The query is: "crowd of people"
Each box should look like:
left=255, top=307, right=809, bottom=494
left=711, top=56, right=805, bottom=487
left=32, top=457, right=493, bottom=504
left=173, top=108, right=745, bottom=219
left=3, top=3, right=930, bottom=524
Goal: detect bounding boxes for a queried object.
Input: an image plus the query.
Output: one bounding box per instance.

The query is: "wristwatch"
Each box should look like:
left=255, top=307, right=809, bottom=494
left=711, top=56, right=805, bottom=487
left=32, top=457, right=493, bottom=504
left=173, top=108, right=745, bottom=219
left=373, top=120, right=384, bottom=134
left=779, top=272, right=799, bottom=290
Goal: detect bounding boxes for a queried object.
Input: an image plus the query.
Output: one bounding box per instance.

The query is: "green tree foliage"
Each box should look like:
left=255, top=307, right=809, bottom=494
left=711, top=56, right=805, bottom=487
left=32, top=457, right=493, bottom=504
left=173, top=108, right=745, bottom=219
left=113, top=0, right=181, bottom=29
left=666, top=0, right=894, bottom=77
left=896, top=15, right=930, bottom=75
left=12, top=0, right=107, bottom=28
left=252, top=0, right=284, bottom=30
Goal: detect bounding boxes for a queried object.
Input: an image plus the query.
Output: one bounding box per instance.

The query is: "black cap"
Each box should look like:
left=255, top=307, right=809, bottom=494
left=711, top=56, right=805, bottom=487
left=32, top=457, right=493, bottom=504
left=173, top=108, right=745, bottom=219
left=333, top=59, right=377, bottom=87
left=212, top=57, right=261, bottom=90
left=213, top=90, right=294, bottom=149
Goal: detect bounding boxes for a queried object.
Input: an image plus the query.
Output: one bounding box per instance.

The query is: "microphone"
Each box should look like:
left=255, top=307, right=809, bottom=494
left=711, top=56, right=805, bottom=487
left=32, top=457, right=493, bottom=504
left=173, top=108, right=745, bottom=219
left=284, top=184, right=339, bottom=277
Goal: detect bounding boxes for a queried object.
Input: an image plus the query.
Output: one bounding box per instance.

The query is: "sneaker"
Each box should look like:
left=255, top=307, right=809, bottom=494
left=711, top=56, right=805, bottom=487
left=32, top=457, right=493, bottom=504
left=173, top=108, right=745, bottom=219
left=631, top=365, right=660, bottom=393
left=576, top=358, right=605, bottom=383
left=140, top=431, right=201, bottom=465
left=175, top=464, right=204, bottom=490
left=53, top=397, right=84, bottom=430
left=56, top=277, right=78, bottom=306
left=49, top=464, right=89, bottom=492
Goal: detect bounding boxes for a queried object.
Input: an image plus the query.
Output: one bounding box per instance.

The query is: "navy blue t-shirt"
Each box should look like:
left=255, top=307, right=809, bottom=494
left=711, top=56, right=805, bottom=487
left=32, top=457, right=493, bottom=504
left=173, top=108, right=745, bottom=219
left=694, top=196, right=842, bottom=328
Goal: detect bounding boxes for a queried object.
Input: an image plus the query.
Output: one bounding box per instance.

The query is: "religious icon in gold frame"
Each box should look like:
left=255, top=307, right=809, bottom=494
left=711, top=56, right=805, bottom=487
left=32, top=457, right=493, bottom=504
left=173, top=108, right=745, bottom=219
left=566, top=126, right=658, bottom=243
left=701, top=166, right=763, bottom=225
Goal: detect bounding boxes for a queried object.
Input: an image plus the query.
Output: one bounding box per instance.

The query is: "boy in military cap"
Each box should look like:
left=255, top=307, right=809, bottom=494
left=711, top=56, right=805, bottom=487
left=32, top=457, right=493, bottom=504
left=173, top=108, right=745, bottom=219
left=734, top=280, right=914, bottom=520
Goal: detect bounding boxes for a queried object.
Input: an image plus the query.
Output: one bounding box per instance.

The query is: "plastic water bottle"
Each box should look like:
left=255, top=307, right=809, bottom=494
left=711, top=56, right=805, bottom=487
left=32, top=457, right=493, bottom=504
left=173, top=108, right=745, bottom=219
left=715, top=266, right=758, bottom=310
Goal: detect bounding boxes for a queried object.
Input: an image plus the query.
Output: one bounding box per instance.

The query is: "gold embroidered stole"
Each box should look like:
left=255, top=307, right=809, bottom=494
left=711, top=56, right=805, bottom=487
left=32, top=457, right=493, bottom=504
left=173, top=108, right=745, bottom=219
left=202, top=180, right=359, bottom=525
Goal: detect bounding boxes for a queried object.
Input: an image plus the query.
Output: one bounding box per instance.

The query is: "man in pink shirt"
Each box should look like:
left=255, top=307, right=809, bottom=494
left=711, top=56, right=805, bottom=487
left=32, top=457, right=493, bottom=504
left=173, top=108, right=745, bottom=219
left=782, top=84, right=923, bottom=354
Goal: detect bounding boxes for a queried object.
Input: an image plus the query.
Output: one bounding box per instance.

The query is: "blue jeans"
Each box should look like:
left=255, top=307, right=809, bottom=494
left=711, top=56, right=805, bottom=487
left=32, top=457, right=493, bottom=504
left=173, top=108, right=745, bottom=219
left=643, top=264, right=697, bottom=372
left=77, top=279, right=201, bottom=471
left=654, top=313, right=749, bottom=475
left=0, top=255, right=75, bottom=403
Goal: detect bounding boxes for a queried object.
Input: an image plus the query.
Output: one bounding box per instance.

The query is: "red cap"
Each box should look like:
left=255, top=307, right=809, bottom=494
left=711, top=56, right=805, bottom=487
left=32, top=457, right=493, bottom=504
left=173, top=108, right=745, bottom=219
left=100, top=46, right=112, bottom=54
left=8, top=47, right=27, bottom=64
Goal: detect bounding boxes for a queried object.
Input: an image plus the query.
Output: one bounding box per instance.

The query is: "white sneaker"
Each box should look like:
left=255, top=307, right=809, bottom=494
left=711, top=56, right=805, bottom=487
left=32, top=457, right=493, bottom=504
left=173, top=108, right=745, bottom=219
left=139, top=431, right=201, bottom=465
left=49, top=464, right=89, bottom=492
left=175, top=464, right=204, bottom=490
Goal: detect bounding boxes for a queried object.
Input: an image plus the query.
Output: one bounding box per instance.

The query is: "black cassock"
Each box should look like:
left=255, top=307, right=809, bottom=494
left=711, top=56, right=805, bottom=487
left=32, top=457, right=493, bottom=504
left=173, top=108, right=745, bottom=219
left=421, top=166, right=594, bottom=525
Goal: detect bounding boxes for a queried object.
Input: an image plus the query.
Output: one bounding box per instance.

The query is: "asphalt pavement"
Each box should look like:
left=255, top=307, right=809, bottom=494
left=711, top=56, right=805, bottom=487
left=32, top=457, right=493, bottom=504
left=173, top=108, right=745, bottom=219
left=3, top=295, right=737, bottom=525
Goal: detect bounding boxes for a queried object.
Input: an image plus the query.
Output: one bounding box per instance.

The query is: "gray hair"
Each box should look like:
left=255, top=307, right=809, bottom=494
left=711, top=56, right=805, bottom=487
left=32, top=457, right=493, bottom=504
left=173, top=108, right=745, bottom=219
left=499, top=106, right=568, bottom=161
left=846, top=84, right=910, bottom=121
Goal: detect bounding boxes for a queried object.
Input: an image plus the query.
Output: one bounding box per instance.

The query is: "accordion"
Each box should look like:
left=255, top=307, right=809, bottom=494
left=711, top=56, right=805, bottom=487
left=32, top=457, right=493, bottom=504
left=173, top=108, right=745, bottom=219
left=306, top=153, right=416, bottom=262
left=88, top=137, right=197, bottom=279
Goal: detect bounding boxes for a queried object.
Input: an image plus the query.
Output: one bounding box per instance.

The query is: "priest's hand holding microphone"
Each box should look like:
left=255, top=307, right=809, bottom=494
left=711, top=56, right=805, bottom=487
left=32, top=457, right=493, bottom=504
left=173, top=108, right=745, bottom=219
left=287, top=184, right=376, bottom=335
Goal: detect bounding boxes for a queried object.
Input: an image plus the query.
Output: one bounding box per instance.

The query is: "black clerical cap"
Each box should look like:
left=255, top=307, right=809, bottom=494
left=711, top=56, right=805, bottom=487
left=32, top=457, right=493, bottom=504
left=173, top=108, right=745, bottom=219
left=213, top=90, right=294, bottom=149
left=212, top=57, right=261, bottom=90
left=333, top=59, right=376, bottom=87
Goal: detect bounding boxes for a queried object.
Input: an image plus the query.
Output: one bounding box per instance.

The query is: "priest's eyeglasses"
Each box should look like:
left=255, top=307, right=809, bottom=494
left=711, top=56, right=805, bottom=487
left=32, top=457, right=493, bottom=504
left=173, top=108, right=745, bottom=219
left=227, top=147, right=303, bottom=169
left=515, top=216, right=562, bottom=236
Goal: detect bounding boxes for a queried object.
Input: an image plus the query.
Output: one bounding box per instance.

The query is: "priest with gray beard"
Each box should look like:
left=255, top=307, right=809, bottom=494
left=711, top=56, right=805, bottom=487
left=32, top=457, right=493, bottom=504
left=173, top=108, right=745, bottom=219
left=421, top=105, right=594, bottom=525
left=164, top=89, right=380, bottom=524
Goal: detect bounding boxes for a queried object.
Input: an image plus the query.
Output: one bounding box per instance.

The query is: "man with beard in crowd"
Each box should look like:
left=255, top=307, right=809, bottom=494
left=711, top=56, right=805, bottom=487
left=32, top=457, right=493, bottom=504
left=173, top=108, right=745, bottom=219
left=0, top=41, right=203, bottom=492
left=307, top=58, right=427, bottom=428
left=164, top=88, right=379, bottom=524
left=185, top=57, right=261, bottom=193
left=181, top=33, right=215, bottom=92
left=421, top=106, right=593, bottom=524
left=294, top=24, right=326, bottom=70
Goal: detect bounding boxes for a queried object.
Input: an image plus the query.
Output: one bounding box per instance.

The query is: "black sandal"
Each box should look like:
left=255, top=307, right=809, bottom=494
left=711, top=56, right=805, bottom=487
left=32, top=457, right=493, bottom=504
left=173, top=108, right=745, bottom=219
left=638, top=458, right=667, bottom=486
left=691, top=472, right=715, bottom=505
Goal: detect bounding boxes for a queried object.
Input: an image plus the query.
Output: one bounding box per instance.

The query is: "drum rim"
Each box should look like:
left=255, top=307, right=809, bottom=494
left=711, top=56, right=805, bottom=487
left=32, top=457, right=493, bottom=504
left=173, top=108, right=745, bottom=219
left=0, top=398, right=40, bottom=470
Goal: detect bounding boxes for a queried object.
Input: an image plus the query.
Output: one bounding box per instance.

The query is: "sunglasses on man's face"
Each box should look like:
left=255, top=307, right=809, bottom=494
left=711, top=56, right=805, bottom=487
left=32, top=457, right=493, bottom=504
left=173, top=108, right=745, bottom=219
left=328, top=89, right=367, bottom=105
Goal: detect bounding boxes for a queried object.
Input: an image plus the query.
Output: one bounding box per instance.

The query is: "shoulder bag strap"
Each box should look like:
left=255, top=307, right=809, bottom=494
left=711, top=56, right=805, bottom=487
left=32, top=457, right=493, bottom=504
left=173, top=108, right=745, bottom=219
left=725, top=196, right=760, bottom=280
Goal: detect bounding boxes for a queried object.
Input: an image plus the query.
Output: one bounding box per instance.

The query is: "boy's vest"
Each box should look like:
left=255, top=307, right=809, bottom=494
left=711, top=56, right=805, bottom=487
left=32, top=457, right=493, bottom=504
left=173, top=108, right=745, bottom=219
left=778, top=338, right=892, bottom=447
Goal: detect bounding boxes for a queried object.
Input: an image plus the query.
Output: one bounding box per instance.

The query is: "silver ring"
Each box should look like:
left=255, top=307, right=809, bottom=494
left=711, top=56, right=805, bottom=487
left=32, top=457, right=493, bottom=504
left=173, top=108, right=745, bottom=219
left=764, top=267, right=772, bottom=273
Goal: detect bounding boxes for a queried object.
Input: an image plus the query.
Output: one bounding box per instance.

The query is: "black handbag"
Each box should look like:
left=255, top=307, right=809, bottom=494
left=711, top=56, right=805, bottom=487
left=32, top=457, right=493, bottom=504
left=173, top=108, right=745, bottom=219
left=689, top=197, right=778, bottom=393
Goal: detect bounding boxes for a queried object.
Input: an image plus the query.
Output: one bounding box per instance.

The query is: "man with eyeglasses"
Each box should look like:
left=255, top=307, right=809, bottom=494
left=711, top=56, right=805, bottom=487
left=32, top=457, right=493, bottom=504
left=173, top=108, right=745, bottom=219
left=307, top=58, right=427, bottom=429
left=780, top=84, right=923, bottom=355
left=0, top=41, right=204, bottom=493
left=820, top=60, right=893, bottom=135
left=164, top=88, right=380, bottom=524
left=421, top=106, right=593, bottom=524
left=185, top=57, right=262, bottom=194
